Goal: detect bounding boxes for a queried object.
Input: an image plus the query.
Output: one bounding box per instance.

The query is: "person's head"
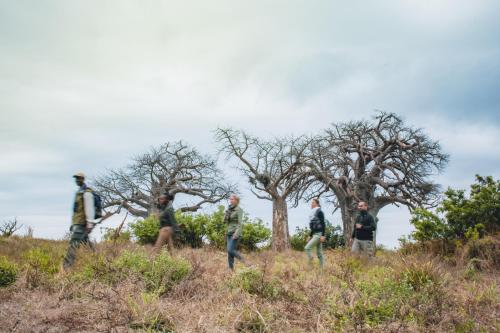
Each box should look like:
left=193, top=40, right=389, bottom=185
left=357, top=201, right=368, bottom=212
left=73, top=172, right=85, bottom=187
left=229, top=194, right=240, bottom=207
left=311, top=198, right=320, bottom=209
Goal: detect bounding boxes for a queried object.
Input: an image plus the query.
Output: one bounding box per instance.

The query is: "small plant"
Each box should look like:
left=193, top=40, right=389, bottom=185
left=102, top=226, right=131, bottom=242
left=127, top=292, right=175, bottom=332
left=0, top=256, right=17, bottom=287
left=399, top=261, right=439, bottom=291
left=229, top=267, right=281, bottom=299
left=235, top=307, right=268, bottom=333
left=144, top=250, right=191, bottom=293
left=22, top=247, right=59, bottom=288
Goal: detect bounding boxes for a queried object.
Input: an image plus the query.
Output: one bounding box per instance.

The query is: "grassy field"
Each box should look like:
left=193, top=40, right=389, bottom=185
left=0, top=236, right=498, bottom=333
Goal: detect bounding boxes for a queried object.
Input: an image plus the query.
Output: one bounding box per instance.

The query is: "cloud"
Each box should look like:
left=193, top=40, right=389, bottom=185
left=0, top=1, right=499, bottom=247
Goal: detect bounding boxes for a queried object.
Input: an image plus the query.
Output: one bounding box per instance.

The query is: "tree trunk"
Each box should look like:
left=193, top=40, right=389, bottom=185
left=340, top=202, right=356, bottom=245
left=272, top=197, right=290, bottom=251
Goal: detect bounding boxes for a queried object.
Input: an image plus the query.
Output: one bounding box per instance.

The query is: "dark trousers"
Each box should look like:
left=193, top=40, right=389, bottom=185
left=227, top=233, right=243, bottom=270
left=63, top=224, right=91, bottom=269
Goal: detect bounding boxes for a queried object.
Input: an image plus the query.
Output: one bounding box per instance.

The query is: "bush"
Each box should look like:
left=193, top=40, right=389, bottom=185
left=22, top=247, right=59, bottom=288
left=144, top=251, right=191, bottom=293
left=176, top=211, right=207, bottom=248
left=291, top=222, right=345, bottom=251
left=205, top=206, right=271, bottom=251
left=102, top=227, right=132, bottom=242
left=130, top=206, right=272, bottom=251
left=239, top=218, right=271, bottom=251
left=0, top=256, right=17, bottom=287
left=130, top=216, right=160, bottom=245
left=229, top=267, right=281, bottom=299
left=78, top=249, right=191, bottom=294
left=461, top=236, right=500, bottom=270
left=410, top=175, right=500, bottom=242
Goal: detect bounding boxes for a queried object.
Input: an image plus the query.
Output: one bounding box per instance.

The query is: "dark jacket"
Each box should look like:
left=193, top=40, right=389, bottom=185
left=158, top=202, right=177, bottom=228
left=352, top=211, right=376, bottom=241
left=309, top=208, right=326, bottom=237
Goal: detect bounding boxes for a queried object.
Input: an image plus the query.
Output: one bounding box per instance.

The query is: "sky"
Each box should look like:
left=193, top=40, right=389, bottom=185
left=1, top=0, right=499, bottom=248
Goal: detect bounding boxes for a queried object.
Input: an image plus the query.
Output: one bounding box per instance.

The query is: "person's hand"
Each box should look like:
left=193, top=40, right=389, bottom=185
left=232, top=234, right=239, bottom=240
left=348, top=238, right=353, bottom=247
left=86, top=222, right=95, bottom=233
left=355, top=223, right=362, bottom=229
left=320, top=236, right=326, bottom=243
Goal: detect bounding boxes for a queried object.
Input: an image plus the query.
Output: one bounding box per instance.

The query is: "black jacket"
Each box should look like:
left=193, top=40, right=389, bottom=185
left=158, top=202, right=177, bottom=228
left=309, top=208, right=326, bottom=237
left=352, top=211, right=376, bottom=241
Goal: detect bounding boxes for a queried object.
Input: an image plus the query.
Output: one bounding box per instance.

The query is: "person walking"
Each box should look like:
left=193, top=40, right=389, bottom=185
left=304, top=198, right=326, bottom=268
left=225, top=194, right=245, bottom=270
left=154, top=193, right=177, bottom=254
left=350, top=201, right=377, bottom=257
left=62, top=172, right=97, bottom=270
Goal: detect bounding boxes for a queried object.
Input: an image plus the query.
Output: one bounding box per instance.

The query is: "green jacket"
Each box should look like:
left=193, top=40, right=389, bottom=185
left=225, top=205, right=243, bottom=238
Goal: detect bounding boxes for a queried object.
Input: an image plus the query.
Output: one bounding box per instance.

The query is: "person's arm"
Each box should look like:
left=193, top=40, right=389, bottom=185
left=233, top=208, right=243, bottom=238
left=362, top=215, right=377, bottom=231
left=83, top=191, right=96, bottom=226
left=318, top=210, right=326, bottom=236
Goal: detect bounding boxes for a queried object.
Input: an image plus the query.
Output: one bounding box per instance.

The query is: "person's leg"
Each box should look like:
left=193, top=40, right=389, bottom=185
left=154, top=227, right=169, bottom=253
left=364, top=240, right=375, bottom=257
left=227, top=234, right=235, bottom=270
left=305, top=234, right=320, bottom=266
left=351, top=238, right=361, bottom=254
left=63, top=225, right=86, bottom=269
left=316, top=239, right=324, bottom=268
left=164, top=227, right=174, bottom=254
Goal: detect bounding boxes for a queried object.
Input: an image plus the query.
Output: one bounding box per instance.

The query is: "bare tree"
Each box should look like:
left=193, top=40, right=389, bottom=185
left=215, top=128, right=309, bottom=251
left=94, top=141, right=235, bottom=218
left=301, top=112, right=449, bottom=242
left=0, top=218, right=23, bottom=237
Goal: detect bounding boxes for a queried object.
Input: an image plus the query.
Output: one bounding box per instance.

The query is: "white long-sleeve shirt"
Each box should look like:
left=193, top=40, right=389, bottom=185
left=83, top=191, right=96, bottom=224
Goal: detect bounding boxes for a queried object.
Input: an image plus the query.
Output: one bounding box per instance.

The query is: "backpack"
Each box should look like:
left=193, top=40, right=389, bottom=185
left=93, top=191, right=103, bottom=219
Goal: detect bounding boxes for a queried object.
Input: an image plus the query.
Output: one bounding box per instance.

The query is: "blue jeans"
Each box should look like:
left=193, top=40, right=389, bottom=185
left=227, top=233, right=243, bottom=270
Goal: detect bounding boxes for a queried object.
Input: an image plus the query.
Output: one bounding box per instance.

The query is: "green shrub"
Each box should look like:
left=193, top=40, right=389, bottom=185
left=410, top=175, right=500, bottom=242
left=239, top=218, right=271, bottom=251
left=204, top=206, right=226, bottom=249
left=22, top=247, right=59, bottom=288
left=399, top=261, right=439, bottom=292
left=130, top=216, right=160, bottom=245
left=229, top=267, right=281, bottom=299
left=144, top=250, right=191, bottom=293
left=290, top=227, right=309, bottom=251
left=291, top=222, right=345, bottom=251
left=76, top=249, right=191, bottom=294
left=102, top=227, right=132, bottom=242
left=130, top=207, right=271, bottom=251
left=0, top=256, right=17, bottom=287
left=176, top=211, right=207, bottom=248
left=205, top=206, right=271, bottom=251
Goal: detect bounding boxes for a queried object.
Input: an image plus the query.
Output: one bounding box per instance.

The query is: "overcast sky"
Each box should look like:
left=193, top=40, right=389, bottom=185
left=1, top=1, right=499, bottom=248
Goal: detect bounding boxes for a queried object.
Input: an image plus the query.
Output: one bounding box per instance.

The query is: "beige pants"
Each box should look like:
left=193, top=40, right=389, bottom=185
left=154, top=226, right=174, bottom=254
left=351, top=239, right=375, bottom=257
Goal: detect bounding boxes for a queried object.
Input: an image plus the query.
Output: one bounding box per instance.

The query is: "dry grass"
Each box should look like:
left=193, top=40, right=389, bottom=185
left=0, top=236, right=499, bottom=332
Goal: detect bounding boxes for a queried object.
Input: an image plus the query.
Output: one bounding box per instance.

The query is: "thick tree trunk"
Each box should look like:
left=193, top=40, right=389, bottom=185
left=272, top=197, right=290, bottom=251
left=340, top=201, right=356, bottom=245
